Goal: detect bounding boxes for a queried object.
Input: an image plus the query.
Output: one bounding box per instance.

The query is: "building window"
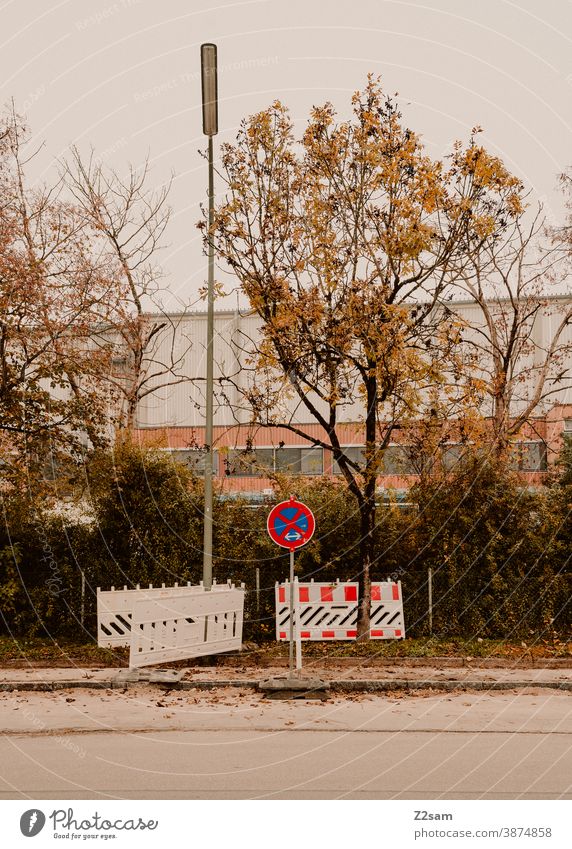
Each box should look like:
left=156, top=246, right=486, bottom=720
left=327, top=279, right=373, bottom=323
left=170, top=448, right=218, bottom=475
left=382, top=445, right=415, bottom=475
left=564, top=419, right=572, bottom=433
left=442, top=442, right=547, bottom=473
left=332, top=446, right=365, bottom=475
left=226, top=448, right=274, bottom=477
left=275, top=446, right=323, bottom=475
left=333, top=445, right=416, bottom=475
left=509, top=442, right=547, bottom=472
left=226, top=446, right=323, bottom=477
left=442, top=444, right=467, bottom=471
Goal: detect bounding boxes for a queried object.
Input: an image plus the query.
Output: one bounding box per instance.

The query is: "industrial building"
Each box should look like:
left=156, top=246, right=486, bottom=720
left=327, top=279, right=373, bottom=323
left=131, top=298, right=572, bottom=494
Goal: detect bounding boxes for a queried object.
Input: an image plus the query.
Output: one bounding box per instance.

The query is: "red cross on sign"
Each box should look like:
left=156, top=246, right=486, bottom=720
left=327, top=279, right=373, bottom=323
left=267, top=497, right=315, bottom=550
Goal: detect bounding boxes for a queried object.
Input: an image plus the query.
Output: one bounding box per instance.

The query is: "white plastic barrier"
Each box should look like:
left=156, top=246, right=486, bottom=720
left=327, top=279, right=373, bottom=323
left=275, top=578, right=405, bottom=640
left=129, top=585, right=245, bottom=668
left=97, top=581, right=241, bottom=649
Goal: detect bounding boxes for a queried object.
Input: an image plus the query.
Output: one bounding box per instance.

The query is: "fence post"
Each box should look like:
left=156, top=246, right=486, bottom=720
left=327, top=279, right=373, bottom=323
left=428, top=567, right=433, bottom=635
left=80, top=570, right=85, bottom=627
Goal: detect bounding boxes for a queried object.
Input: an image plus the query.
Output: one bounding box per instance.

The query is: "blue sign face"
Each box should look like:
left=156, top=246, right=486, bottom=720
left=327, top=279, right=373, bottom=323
left=271, top=506, right=310, bottom=543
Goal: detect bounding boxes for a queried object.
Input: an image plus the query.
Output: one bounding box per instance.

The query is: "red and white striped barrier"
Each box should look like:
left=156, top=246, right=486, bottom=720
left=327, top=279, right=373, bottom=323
left=275, top=578, right=405, bottom=641
left=370, top=582, right=404, bottom=638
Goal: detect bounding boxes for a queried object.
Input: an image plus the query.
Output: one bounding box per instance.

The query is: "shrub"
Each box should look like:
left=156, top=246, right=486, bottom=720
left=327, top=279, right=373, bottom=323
left=1, top=446, right=570, bottom=643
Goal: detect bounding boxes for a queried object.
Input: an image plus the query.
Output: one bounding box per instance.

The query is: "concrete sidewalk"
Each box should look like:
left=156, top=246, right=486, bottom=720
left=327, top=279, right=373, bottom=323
left=2, top=686, right=571, bottom=737
left=1, top=662, right=572, bottom=692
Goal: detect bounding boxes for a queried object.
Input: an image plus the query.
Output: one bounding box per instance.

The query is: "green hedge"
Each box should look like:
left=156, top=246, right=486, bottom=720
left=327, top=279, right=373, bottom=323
left=0, top=446, right=570, bottom=642
left=385, top=460, right=571, bottom=639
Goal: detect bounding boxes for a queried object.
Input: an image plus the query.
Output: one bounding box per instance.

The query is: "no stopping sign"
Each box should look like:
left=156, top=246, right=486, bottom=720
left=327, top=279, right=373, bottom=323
left=267, top=497, right=315, bottom=550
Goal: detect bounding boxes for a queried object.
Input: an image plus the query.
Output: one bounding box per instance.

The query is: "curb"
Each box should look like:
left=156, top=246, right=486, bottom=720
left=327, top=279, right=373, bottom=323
left=4, top=656, right=572, bottom=671
left=330, top=680, right=572, bottom=693
left=219, top=656, right=572, bottom=670
left=1, top=679, right=571, bottom=693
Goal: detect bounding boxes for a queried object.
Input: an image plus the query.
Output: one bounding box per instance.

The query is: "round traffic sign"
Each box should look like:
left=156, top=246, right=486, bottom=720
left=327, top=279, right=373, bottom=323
left=267, top=497, right=315, bottom=550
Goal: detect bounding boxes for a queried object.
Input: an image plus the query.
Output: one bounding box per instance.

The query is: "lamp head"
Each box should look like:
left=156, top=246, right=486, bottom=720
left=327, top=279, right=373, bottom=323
left=201, top=43, right=218, bottom=136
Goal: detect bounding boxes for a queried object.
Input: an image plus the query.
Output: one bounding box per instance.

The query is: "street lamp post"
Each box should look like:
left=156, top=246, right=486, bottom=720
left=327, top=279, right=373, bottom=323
left=201, top=43, right=218, bottom=589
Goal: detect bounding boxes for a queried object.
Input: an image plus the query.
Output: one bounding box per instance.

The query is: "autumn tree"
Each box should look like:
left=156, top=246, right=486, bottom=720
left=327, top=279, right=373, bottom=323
left=0, top=111, right=121, bottom=481
left=557, top=169, right=572, bottom=247
left=203, top=77, right=525, bottom=637
left=63, top=150, right=195, bottom=431
left=449, top=202, right=571, bottom=456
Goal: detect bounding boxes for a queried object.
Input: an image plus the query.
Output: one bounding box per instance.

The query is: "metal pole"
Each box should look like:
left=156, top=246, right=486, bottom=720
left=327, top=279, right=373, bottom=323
left=289, top=548, right=294, bottom=678
left=200, top=43, right=217, bottom=590
left=295, top=576, right=302, bottom=672
left=202, top=134, right=215, bottom=589
left=255, top=567, right=260, bottom=614
left=428, top=567, right=433, bottom=635
left=80, top=570, right=85, bottom=627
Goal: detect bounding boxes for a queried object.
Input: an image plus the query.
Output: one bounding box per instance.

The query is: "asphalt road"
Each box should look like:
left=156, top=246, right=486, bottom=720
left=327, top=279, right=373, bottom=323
left=1, top=688, right=572, bottom=799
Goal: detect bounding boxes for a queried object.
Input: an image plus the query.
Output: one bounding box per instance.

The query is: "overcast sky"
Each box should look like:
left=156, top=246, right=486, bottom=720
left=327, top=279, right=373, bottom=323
left=2, top=0, right=571, bottom=308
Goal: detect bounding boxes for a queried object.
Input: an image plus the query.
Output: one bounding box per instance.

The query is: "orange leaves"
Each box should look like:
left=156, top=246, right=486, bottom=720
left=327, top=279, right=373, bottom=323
left=460, top=144, right=509, bottom=187
left=471, top=214, right=497, bottom=240
left=244, top=101, right=293, bottom=157
left=506, top=191, right=524, bottom=217
left=208, top=76, right=530, bottom=495
left=450, top=142, right=524, bottom=214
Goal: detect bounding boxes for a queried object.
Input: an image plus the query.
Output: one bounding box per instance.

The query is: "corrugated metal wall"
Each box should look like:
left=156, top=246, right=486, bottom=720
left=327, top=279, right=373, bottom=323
left=135, top=299, right=572, bottom=429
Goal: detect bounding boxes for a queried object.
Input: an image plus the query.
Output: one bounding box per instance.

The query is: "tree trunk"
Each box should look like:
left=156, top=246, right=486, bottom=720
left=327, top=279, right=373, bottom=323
left=355, top=372, right=378, bottom=641
left=125, top=396, right=137, bottom=431
left=492, top=389, right=511, bottom=461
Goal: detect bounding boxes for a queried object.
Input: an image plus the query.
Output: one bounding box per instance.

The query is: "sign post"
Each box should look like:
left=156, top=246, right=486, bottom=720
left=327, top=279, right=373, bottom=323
left=289, top=549, right=295, bottom=674
left=267, top=495, right=315, bottom=679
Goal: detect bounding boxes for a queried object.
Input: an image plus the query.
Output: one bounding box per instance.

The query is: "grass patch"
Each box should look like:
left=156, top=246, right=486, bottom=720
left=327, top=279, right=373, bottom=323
left=0, top=635, right=569, bottom=667
left=250, top=637, right=572, bottom=660
left=295, top=637, right=572, bottom=659
left=0, top=637, right=128, bottom=667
